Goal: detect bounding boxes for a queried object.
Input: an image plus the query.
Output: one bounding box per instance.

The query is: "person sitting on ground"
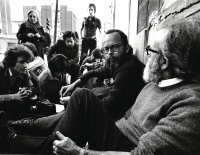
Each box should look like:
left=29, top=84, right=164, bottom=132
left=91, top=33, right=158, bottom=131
left=80, top=47, right=104, bottom=74
left=38, top=54, right=69, bottom=105
left=5, top=17, right=200, bottom=155
left=61, top=29, right=146, bottom=121
left=22, top=42, right=50, bottom=88
left=46, top=31, right=80, bottom=84
left=0, top=44, right=36, bottom=120
left=79, top=48, right=105, bottom=90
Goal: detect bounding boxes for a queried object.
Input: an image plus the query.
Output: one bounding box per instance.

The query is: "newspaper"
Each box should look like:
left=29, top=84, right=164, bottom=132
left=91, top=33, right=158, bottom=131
left=28, top=57, right=51, bottom=82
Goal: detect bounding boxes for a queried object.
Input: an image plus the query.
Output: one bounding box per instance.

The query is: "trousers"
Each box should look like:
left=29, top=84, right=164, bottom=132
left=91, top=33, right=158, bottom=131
left=68, top=63, right=80, bottom=83
left=9, top=88, right=136, bottom=154
left=80, top=39, right=97, bottom=65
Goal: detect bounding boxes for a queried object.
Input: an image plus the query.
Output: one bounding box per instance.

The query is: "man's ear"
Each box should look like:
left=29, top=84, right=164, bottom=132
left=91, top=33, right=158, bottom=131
left=161, top=56, right=169, bottom=70
left=125, top=44, right=130, bottom=53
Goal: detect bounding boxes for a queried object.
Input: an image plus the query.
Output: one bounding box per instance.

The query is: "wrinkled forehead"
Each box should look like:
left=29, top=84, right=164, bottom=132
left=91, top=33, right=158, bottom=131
left=148, top=28, right=169, bottom=48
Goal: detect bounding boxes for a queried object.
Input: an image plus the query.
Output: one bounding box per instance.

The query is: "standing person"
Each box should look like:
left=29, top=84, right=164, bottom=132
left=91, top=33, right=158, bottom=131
left=80, top=3, right=102, bottom=65
left=4, top=18, right=200, bottom=155
left=17, top=9, right=47, bottom=59
left=46, top=31, right=80, bottom=84
left=0, top=44, right=36, bottom=120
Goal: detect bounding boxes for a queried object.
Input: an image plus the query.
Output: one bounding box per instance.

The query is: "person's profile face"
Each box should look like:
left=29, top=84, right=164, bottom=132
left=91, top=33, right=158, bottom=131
left=88, top=6, right=95, bottom=17
left=12, top=57, right=28, bottom=74
left=28, top=12, right=38, bottom=24
left=65, top=37, right=74, bottom=48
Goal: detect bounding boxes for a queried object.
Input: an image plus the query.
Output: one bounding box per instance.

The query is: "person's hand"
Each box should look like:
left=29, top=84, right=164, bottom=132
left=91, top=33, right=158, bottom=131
left=35, top=33, right=41, bottom=38
left=53, top=131, right=80, bottom=155
left=12, top=87, right=32, bottom=101
left=60, top=96, right=70, bottom=105
left=59, top=84, right=74, bottom=97
left=83, top=63, right=93, bottom=68
left=91, top=36, right=96, bottom=39
left=27, top=33, right=35, bottom=38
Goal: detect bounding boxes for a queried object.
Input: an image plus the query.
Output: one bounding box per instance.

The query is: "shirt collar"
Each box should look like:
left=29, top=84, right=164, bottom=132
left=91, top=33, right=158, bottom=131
left=87, top=16, right=96, bottom=20
left=158, top=78, right=183, bottom=87
left=8, top=68, right=13, bottom=77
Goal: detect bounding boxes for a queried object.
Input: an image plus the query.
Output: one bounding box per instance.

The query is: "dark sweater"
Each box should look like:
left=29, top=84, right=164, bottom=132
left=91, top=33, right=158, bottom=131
left=80, top=55, right=145, bottom=121
left=117, top=80, right=200, bottom=155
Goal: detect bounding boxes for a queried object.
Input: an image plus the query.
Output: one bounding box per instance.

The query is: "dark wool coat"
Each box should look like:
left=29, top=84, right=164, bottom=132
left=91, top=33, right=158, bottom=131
left=17, top=22, right=46, bottom=59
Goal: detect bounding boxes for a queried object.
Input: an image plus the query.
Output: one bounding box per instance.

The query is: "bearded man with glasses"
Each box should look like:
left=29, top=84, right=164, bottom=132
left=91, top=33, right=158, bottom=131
left=60, top=29, right=145, bottom=121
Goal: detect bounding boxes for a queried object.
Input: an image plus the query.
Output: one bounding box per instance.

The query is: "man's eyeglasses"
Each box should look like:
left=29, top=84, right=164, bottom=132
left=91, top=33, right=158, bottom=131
left=145, top=45, right=159, bottom=56
left=102, top=44, right=123, bottom=54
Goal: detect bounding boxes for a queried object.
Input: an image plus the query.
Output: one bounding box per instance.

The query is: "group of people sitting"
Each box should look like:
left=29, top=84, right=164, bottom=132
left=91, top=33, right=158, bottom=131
left=1, top=17, right=200, bottom=155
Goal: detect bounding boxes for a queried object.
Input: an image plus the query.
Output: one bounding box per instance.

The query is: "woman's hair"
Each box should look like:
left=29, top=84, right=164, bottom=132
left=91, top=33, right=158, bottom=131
left=27, top=9, right=40, bottom=25
left=89, top=3, right=96, bottom=13
left=159, top=18, right=200, bottom=79
left=63, top=31, right=75, bottom=41
left=48, top=54, right=69, bottom=75
left=22, top=42, right=38, bottom=57
left=3, top=44, right=34, bottom=67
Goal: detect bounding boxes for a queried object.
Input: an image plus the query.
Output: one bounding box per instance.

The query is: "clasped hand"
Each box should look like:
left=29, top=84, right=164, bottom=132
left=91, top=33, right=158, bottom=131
left=14, top=87, right=32, bottom=101
left=27, top=33, right=41, bottom=38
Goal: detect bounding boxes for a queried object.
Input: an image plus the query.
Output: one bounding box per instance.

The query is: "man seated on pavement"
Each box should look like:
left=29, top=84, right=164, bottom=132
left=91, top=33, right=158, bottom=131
left=60, top=29, right=146, bottom=121
left=46, top=31, right=80, bottom=84
left=2, top=17, right=200, bottom=155
left=0, top=44, right=37, bottom=120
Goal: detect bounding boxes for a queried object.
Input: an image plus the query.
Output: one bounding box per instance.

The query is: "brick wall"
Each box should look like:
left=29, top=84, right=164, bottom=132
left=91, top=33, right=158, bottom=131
left=133, top=0, right=200, bottom=64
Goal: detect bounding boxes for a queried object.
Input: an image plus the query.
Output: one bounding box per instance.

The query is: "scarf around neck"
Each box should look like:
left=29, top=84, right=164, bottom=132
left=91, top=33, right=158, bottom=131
left=25, top=20, right=40, bottom=33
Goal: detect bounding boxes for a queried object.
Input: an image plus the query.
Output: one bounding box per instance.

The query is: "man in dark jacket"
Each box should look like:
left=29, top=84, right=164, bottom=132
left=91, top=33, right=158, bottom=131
left=46, top=31, right=80, bottom=83
left=0, top=44, right=36, bottom=119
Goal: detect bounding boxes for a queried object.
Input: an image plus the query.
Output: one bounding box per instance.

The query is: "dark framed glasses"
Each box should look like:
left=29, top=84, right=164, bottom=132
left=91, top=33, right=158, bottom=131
left=145, top=45, right=159, bottom=56
left=102, top=44, right=123, bottom=54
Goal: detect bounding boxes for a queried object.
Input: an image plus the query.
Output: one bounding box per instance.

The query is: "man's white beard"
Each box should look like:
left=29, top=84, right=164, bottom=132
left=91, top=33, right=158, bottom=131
left=143, top=57, right=163, bottom=84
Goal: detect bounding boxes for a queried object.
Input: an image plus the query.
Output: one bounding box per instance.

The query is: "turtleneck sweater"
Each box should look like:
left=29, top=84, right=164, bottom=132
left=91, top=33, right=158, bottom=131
left=117, top=80, right=200, bottom=155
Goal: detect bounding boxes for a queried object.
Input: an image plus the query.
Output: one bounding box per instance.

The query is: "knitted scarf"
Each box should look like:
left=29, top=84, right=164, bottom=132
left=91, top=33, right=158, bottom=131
left=25, top=20, right=40, bottom=33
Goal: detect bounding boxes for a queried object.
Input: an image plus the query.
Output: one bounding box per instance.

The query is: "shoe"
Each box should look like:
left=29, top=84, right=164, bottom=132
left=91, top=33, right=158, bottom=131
left=9, top=118, right=36, bottom=131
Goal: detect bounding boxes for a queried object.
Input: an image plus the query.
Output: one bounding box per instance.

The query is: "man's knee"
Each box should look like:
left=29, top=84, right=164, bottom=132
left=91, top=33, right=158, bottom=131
left=72, top=88, right=91, bottom=98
